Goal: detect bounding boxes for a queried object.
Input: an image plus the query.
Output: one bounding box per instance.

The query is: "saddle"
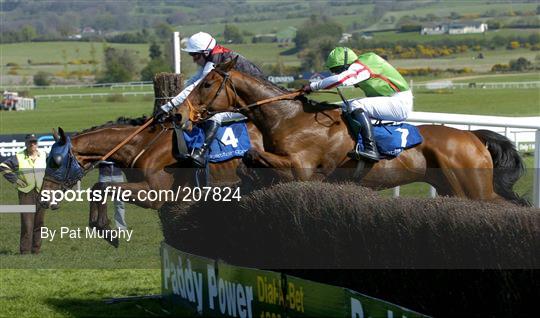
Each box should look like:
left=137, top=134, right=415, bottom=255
left=173, top=121, right=251, bottom=163
left=343, top=112, right=423, bottom=159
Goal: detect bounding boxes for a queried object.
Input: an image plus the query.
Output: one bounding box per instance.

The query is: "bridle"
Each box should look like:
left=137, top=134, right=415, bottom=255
left=195, top=69, right=241, bottom=119
left=44, top=146, right=86, bottom=191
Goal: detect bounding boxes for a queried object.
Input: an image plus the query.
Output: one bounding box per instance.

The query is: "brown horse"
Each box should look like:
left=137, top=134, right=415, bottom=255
left=182, top=59, right=528, bottom=206
left=40, top=117, right=263, bottom=246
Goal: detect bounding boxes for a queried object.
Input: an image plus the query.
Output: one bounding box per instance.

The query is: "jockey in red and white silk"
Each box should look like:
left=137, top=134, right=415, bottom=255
left=157, top=32, right=264, bottom=167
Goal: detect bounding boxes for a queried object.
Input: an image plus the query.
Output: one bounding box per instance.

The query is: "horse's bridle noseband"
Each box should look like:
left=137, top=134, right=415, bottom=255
left=196, top=69, right=244, bottom=120
left=44, top=147, right=87, bottom=191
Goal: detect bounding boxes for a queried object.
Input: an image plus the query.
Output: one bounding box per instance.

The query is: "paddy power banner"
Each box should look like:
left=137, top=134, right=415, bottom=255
left=161, top=242, right=429, bottom=317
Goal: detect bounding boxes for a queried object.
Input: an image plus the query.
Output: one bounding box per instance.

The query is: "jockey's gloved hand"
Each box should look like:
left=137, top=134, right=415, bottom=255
left=302, top=84, right=312, bottom=94
left=155, top=102, right=175, bottom=122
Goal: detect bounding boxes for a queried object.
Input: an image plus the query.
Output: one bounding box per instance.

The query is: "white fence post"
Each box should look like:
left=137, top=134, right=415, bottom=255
left=173, top=31, right=181, bottom=74
left=429, top=186, right=437, bottom=198
left=534, top=130, right=540, bottom=208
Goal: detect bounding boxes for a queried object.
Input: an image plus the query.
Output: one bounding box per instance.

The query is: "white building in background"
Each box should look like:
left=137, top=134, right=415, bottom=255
left=421, top=24, right=448, bottom=35
left=448, top=22, right=488, bottom=34
left=421, top=22, right=488, bottom=35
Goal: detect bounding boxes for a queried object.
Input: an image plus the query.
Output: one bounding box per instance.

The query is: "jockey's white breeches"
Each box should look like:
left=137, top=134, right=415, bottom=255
left=345, top=90, right=413, bottom=122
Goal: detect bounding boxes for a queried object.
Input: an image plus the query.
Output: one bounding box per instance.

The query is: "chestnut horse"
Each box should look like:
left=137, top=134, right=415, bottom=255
left=40, top=117, right=263, bottom=246
left=182, top=59, right=528, bottom=206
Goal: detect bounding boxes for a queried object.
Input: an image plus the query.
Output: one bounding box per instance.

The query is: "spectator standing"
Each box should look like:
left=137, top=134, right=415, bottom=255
left=98, top=161, right=127, bottom=230
left=0, top=134, right=47, bottom=254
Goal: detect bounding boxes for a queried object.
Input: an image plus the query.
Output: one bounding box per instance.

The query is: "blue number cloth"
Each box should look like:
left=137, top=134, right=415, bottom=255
left=183, top=122, right=251, bottom=163
left=357, top=123, right=423, bottom=157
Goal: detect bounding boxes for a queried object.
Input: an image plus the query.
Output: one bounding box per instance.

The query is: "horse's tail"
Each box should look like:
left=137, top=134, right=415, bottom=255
left=472, top=129, right=530, bottom=206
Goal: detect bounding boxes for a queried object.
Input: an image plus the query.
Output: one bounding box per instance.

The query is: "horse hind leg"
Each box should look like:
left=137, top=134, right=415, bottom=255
left=441, top=167, right=502, bottom=201
left=430, top=150, right=502, bottom=202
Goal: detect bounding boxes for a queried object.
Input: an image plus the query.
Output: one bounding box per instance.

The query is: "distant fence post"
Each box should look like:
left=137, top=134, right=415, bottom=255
left=534, top=130, right=540, bottom=207
left=152, top=73, right=183, bottom=115
left=173, top=32, right=181, bottom=74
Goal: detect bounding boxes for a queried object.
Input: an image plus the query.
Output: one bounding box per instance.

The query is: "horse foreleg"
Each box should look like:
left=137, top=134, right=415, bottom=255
left=89, top=182, right=117, bottom=248
left=243, top=149, right=322, bottom=182
left=112, top=181, right=167, bottom=210
left=243, top=149, right=295, bottom=183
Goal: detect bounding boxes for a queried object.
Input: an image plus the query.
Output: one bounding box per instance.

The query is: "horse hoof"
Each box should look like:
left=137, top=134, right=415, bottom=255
left=108, top=237, right=119, bottom=248
left=242, top=149, right=260, bottom=166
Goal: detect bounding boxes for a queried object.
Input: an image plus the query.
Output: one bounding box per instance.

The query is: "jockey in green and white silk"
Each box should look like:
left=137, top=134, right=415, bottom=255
left=306, top=47, right=414, bottom=162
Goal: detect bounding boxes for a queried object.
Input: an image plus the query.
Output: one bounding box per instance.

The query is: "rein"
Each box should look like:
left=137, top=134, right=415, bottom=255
left=192, top=69, right=338, bottom=120
left=241, top=91, right=303, bottom=110
left=99, top=117, right=155, bottom=162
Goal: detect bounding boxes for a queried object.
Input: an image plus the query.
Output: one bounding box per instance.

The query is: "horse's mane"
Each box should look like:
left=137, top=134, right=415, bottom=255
left=73, top=115, right=148, bottom=136
left=233, top=69, right=339, bottom=111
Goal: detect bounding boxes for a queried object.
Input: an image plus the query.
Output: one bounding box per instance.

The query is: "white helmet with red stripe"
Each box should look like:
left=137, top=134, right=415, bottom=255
left=183, top=32, right=216, bottom=53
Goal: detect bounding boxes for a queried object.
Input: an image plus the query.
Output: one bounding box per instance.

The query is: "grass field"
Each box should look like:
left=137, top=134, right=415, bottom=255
left=176, top=10, right=375, bottom=39
left=371, top=28, right=540, bottom=43
left=366, top=2, right=539, bottom=30
left=0, top=42, right=149, bottom=66
left=392, top=47, right=540, bottom=72
left=316, top=85, right=540, bottom=116
left=0, top=95, right=152, bottom=134
left=2, top=26, right=539, bottom=83
left=1, top=269, right=163, bottom=317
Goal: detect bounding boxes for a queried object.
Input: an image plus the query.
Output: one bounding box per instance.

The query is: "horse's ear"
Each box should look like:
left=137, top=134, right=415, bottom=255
left=52, top=128, right=59, bottom=142
left=217, top=56, right=238, bottom=72
left=58, top=127, right=66, bottom=145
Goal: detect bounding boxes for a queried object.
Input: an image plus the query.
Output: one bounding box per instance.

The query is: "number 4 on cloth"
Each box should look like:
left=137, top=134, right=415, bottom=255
left=220, top=127, right=239, bottom=148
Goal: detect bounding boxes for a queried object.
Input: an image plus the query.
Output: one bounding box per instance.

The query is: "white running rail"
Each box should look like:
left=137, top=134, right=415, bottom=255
left=397, top=111, right=540, bottom=207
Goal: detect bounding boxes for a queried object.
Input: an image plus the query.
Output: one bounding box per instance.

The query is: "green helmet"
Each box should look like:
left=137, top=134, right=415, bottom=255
left=325, top=47, right=358, bottom=69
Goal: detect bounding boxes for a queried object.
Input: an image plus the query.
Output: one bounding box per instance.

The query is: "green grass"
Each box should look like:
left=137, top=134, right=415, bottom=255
left=0, top=42, right=149, bottom=66
left=0, top=42, right=150, bottom=80
left=366, top=2, right=539, bottom=30
left=0, top=269, right=163, bottom=317
left=412, top=87, right=540, bottom=116
left=314, top=85, right=540, bottom=116
left=451, top=72, right=540, bottom=82
left=371, top=28, right=539, bottom=43
left=25, top=85, right=152, bottom=96
left=1, top=170, right=164, bottom=316
left=0, top=169, right=162, bottom=269
left=0, top=95, right=153, bottom=134
left=391, top=47, right=540, bottom=72
left=176, top=10, right=375, bottom=39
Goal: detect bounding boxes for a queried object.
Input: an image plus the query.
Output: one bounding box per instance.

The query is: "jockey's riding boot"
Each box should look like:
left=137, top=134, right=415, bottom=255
left=190, top=121, right=220, bottom=168
left=348, top=109, right=380, bottom=162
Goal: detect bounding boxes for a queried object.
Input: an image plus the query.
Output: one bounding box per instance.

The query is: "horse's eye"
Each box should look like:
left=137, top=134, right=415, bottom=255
left=48, top=155, right=61, bottom=169
left=203, top=81, right=213, bottom=88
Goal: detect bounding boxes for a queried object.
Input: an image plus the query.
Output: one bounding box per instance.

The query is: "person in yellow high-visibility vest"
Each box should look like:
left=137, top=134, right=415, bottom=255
left=0, top=134, right=47, bottom=254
